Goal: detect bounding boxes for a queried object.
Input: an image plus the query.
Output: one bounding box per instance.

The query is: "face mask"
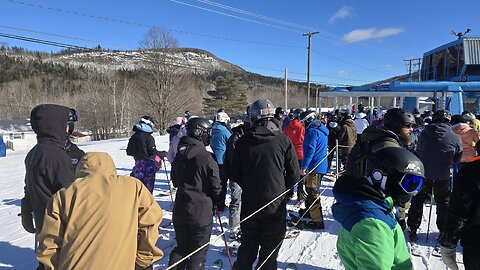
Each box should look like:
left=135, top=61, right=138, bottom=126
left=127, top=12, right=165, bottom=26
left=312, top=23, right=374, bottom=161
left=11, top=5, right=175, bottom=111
left=329, top=122, right=338, bottom=128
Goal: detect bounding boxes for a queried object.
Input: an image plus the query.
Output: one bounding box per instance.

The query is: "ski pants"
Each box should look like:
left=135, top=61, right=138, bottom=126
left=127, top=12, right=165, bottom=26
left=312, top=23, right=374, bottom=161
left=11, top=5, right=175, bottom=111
left=168, top=222, right=213, bottom=270
left=234, top=212, right=286, bottom=270
left=407, top=179, right=450, bottom=233
left=463, top=244, right=480, bottom=270
left=229, top=180, right=242, bottom=231
left=130, top=159, right=158, bottom=194
left=305, top=173, right=324, bottom=223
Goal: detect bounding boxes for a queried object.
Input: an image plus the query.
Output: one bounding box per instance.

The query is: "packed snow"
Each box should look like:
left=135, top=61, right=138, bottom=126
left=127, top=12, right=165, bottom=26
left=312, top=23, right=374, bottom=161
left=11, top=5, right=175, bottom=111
left=0, top=134, right=464, bottom=269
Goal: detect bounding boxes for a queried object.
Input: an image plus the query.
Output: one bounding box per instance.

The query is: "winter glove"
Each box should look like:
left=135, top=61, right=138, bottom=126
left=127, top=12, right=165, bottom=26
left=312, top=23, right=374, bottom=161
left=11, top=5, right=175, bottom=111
left=158, top=150, right=168, bottom=159
left=20, top=198, right=36, bottom=234
left=440, top=246, right=458, bottom=270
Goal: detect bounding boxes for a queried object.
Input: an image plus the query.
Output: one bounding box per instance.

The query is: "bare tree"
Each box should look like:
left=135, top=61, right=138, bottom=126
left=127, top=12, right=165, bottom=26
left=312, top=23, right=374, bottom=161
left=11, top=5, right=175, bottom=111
left=137, top=27, right=197, bottom=134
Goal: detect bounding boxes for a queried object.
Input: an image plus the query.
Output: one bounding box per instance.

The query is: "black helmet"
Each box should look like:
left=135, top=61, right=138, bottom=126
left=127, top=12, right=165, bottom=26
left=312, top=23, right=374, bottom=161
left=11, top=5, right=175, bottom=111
left=299, top=109, right=316, bottom=123
left=432, top=110, right=451, bottom=123
left=249, top=99, right=275, bottom=122
left=275, top=107, right=285, bottom=117
left=384, top=108, right=415, bottom=132
left=67, top=108, right=78, bottom=135
left=291, top=108, right=304, bottom=120
left=186, top=117, right=212, bottom=146
left=140, top=115, right=155, bottom=128
left=366, top=147, right=425, bottom=206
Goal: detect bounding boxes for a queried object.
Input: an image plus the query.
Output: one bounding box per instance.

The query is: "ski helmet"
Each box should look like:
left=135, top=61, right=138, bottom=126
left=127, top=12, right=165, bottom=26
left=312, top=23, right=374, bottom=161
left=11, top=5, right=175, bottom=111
left=215, top=112, right=230, bottom=123
left=461, top=111, right=475, bottom=121
left=432, top=110, right=451, bottom=123
left=383, top=108, right=415, bottom=132
left=275, top=107, right=286, bottom=118
left=299, top=109, right=316, bottom=124
left=249, top=99, right=275, bottom=123
left=186, top=117, right=212, bottom=146
left=139, top=115, right=155, bottom=128
left=366, top=147, right=424, bottom=206
left=291, top=108, right=304, bottom=120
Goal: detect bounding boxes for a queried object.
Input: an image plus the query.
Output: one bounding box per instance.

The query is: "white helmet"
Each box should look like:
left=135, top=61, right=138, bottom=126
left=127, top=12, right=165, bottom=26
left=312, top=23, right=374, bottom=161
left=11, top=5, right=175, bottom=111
left=215, top=112, right=230, bottom=123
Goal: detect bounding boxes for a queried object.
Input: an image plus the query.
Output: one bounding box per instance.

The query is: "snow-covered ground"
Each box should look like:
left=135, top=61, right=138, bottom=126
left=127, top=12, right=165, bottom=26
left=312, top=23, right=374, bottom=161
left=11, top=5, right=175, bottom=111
left=0, top=134, right=464, bottom=269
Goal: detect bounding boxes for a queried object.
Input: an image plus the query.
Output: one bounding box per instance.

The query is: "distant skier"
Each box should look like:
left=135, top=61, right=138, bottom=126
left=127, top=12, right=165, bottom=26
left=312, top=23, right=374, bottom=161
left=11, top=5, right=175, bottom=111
left=168, top=117, right=223, bottom=269
left=333, top=147, right=425, bottom=270
left=225, top=99, right=299, bottom=270
left=20, top=104, right=76, bottom=270
left=298, top=109, right=329, bottom=229
left=37, top=152, right=164, bottom=270
left=336, top=112, right=356, bottom=170
left=166, top=116, right=187, bottom=163
left=126, top=115, right=167, bottom=193
left=272, top=107, right=286, bottom=129
left=210, top=111, right=232, bottom=207
left=407, top=110, right=462, bottom=243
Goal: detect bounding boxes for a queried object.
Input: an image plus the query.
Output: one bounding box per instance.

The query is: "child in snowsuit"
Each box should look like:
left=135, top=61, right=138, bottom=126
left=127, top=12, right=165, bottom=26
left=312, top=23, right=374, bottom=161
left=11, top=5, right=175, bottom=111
left=127, top=115, right=166, bottom=193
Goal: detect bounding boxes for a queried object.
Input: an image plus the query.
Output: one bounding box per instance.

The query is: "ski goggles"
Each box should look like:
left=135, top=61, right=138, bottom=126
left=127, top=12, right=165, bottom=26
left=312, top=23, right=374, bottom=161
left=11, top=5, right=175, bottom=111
left=400, top=174, right=423, bottom=194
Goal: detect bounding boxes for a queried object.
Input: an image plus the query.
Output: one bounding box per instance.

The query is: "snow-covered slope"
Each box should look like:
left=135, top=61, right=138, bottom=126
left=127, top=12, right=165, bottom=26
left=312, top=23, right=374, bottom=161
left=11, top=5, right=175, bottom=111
left=0, top=135, right=464, bottom=269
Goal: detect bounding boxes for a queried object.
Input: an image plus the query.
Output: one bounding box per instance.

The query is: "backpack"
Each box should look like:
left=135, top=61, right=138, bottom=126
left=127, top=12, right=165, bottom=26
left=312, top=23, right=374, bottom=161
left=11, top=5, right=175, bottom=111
left=344, top=140, right=372, bottom=177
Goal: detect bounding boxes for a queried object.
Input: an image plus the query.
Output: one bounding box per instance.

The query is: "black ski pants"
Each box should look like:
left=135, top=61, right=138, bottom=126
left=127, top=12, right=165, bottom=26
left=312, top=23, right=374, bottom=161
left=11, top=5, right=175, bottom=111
left=233, top=212, right=286, bottom=270
left=463, top=245, right=480, bottom=270
left=168, top=222, right=213, bottom=270
left=407, top=179, right=450, bottom=233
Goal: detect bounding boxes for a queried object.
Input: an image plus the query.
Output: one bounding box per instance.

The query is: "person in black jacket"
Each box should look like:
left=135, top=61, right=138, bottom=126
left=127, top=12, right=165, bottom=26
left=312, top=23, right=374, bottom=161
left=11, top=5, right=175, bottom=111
left=168, top=117, right=223, bottom=270
left=64, top=108, right=85, bottom=171
left=20, top=104, right=76, bottom=270
left=438, top=159, right=480, bottom=270
left=224, top=99, right=300, bottom=270
left=126, top=115, right=166, bottom=193
left=407, top=110, right=463, bottom=243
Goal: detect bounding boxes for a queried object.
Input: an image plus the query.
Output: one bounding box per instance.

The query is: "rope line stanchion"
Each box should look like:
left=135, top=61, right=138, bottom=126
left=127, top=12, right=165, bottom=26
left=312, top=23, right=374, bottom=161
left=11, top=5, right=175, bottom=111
left=164, top=145, right=341, bottom=270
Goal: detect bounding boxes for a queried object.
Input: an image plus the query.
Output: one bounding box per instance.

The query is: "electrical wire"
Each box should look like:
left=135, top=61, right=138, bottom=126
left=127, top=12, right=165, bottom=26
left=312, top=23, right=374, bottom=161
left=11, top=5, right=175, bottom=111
left=0, top=32, right=90, bottom=50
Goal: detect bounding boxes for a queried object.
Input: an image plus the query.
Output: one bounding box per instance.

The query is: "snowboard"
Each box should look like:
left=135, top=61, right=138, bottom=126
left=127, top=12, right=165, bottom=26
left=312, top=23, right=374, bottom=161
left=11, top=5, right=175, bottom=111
left=159, top=219, right=172, bottom=228
left=219, top=240, right=240, bottom=256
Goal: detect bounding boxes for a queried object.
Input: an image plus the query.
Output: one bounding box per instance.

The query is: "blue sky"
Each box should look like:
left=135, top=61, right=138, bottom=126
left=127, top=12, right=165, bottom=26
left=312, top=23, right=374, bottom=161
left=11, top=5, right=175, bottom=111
left=1, top=0, right=479, bottom=86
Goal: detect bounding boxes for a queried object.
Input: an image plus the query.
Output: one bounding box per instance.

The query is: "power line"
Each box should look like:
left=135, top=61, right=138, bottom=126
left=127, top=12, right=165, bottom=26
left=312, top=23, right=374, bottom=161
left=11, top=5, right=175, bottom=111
left=168, top=0, right=302, bottom=34
left=0, top=32, right=90, bottom=50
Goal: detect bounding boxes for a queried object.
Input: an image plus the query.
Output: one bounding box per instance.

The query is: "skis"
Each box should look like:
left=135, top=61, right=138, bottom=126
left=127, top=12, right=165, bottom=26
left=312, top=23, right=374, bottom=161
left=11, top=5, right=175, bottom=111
left=409, top=241, right=422, bottom=257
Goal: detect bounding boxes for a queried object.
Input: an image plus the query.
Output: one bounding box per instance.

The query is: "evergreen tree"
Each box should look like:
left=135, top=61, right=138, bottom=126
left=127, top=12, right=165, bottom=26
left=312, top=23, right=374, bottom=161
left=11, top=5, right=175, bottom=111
left=204, top=73, right=248, bottom=116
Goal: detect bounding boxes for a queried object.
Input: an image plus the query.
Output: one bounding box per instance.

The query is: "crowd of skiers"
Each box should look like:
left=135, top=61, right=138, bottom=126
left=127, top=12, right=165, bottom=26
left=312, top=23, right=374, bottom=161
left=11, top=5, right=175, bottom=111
left=18, top=101, right=480, bottom=270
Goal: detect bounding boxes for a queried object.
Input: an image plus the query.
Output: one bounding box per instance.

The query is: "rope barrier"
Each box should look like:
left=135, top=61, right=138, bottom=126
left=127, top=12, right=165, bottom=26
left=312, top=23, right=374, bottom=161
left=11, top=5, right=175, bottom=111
left=164, top=144, right=343, bottom=269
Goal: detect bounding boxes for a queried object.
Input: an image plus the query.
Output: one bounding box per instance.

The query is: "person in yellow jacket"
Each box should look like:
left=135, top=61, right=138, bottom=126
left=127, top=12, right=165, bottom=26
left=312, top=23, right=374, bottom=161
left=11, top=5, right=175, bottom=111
left=37, top=152, right=164, bottom=270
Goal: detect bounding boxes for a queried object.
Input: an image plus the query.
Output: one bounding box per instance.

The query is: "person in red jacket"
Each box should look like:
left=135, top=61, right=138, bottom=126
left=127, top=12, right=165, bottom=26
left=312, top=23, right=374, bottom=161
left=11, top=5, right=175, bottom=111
left=283, top=108, right=307, bottom=202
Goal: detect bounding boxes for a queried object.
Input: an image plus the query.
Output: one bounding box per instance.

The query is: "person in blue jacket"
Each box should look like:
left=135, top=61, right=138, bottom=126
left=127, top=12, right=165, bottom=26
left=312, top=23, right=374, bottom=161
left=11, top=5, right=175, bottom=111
left=211, top=111, right=232, bottom=206
left=298, top=110, right=329, bottom=229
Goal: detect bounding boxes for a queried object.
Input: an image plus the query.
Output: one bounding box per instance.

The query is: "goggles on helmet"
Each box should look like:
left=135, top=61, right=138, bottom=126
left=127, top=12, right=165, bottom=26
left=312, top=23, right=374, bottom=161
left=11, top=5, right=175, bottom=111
left=400, top=174, right=423, bottom=195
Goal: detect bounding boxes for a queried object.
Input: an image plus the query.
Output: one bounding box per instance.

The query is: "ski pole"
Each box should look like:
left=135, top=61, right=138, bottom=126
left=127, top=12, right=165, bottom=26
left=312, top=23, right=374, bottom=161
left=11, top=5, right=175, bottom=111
left=216, top=209, right=233, bottom=270
left=162, top=157, right=175, bottom=205
left=426, top=185, right=434, bottom=243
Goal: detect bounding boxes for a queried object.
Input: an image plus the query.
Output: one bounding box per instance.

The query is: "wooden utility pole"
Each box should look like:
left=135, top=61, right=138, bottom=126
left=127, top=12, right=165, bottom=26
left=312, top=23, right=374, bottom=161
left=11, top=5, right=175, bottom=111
left=303, top=31, right=319, bottom=108
left=284, top=69, right=288, bottom=110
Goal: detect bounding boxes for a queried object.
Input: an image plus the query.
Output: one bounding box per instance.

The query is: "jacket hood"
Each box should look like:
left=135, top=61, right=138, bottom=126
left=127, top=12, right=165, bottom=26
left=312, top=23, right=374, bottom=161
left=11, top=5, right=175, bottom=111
left=133, top=123, right=153, bottom=133
left=176, top=136, right=207, bottom=160
left=342, top=119, right=355, bottom=127
left=75, top=152, right=117, bottom=179
left=30, top=104, right=70, bottom=146
left=452, top=123, right=471, bottom=135
left=213, top=122, right=229, bottom=132
left=243, top=120, right=279, bottom=145
left=307, top=119, right=329, bottom=135
left=423, top=123, right=451, bottom=140
left=361, top=126, right=399, bottom=143
left=356, top=112, right=366, bottom=119
left=288, top=119, right=302, bottom=128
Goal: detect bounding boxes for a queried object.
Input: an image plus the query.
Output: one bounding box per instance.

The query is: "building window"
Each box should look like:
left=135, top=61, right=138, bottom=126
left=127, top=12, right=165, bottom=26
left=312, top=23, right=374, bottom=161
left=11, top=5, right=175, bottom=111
left=12, top=133, right=24, bottom=139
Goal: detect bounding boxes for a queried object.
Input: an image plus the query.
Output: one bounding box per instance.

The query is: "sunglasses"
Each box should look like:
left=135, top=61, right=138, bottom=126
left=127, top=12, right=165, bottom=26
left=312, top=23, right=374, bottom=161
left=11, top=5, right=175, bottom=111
left=400, top=174, right=423, bottom=194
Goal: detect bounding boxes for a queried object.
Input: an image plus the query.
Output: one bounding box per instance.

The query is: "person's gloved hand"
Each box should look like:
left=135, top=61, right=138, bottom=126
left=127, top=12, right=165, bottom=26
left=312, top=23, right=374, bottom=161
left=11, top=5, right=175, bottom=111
left=440, top=246, right=459, bottom=270
left=158, top=151, right=168, bottom=159
left=20, top=198, right=36, bottom=234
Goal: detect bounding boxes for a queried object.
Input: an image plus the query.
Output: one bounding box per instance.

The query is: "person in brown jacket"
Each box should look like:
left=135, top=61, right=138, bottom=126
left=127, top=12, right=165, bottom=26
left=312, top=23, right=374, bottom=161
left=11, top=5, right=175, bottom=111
left=337, top=112, right=357, bottom=170
left=37, top=152, right=163, bottom=270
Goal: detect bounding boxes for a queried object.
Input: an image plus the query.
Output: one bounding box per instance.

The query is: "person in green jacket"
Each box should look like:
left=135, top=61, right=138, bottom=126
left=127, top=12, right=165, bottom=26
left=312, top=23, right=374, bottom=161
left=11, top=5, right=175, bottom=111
left=332, top=147, right=425, bottom=269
